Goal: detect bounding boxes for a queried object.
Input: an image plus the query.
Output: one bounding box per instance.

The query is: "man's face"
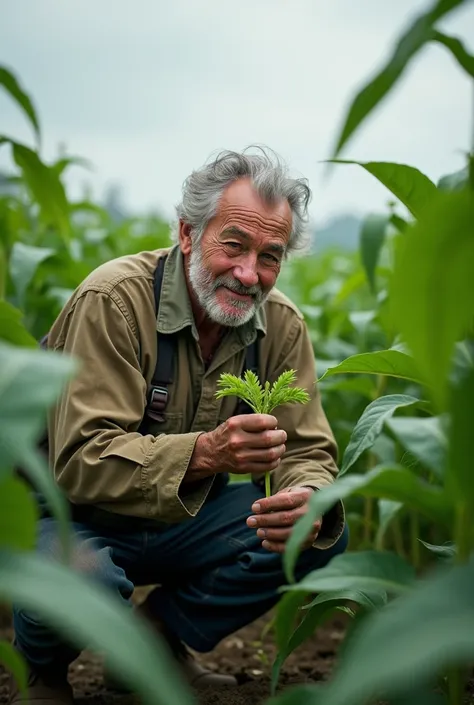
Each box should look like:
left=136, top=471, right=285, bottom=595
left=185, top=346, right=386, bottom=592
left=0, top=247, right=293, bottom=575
left=183, top=178, right=292, bottom=327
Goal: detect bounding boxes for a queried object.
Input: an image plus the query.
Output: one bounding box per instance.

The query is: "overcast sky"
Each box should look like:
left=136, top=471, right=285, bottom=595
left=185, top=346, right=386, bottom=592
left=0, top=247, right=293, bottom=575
left=1, top=0, right=473, bottom=229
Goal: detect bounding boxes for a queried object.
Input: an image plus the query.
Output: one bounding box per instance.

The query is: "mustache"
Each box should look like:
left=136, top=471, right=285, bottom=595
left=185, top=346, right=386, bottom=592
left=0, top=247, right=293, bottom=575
left=213, top=275, right=263, bottom=299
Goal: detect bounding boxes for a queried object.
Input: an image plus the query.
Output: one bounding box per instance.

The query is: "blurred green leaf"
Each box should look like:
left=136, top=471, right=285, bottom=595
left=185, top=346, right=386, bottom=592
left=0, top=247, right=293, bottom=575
left=0, top=476, right=37, bottom=550
left=390, top=190, right=474, bottom=410
left=315, top=560, right=474, bottom=705
left=283, top=465, right=452, bottom=582
left=11, top=141, right=70, bottom=237
left=0, top=301, right=37, bottom=347
left=0, top=66, right=40, bottom=143
left=329, top=162, right=437, bottom=219
left=52, top=155, right=94, bottom=177
left=320, top=349, right=424, bottom=385
left=431, top=29, right=474, bottom=77
left=329, top=0, right=466, bottom=157
left=419, top=540, right=456, bottom=561
left=376, top=499, right=403, bottom=548
left=437, top=165, right=469, bottom=192
left=386, top=416, right=447, bottom=478
left=359, top=214, right=389, bottom=292
left=446, top=363, right=474, bottom=509
left=9, top=242, right=56, bottom=307
left=0, top=342, right=77, bottom=558
left=0, top=549, right=196, bottom=705
left=341, top=395, right=421, bottom=474
left=0, top=641, right=27, bottom=696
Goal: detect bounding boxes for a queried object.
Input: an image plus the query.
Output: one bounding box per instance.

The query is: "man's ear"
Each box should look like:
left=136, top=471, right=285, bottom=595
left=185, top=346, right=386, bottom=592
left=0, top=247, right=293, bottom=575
left=178, top=220, right=193, bottom=256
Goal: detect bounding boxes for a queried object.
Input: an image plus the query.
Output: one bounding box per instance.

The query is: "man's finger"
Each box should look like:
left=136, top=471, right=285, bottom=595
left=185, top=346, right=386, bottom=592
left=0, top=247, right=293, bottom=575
left=251, top=489, right=309, bottom=514
left=247, top=508, right=306, bottom=528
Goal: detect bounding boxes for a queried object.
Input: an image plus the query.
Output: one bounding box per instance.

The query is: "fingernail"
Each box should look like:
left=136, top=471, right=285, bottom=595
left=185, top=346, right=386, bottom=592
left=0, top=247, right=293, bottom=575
left=257, top=529, right=266, bottom=538
left=248, top=517, right=257, bottom=527
left=252, top=503, right=261, bottom=513
left=262, top=540, right=270, bottom=550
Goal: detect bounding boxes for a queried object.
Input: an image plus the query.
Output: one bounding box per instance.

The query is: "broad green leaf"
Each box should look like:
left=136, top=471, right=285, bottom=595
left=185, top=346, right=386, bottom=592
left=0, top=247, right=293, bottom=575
left=329, top=162, right=437, bottom=219
left=446, top=363, right=474, bottom=509
left=0, top=641, right=27, bottom=695
left=359, top=214, right=389, bottom=292
left=0, top=549, right=196, bottom=705
left=341, top=394, right=420, bottom=474
left=305, top=587, right=388, bottom=611
left=320, top=349, right=424, bottom=386
left=0, top=476, right=37, bottom=550
left=0, top=301, right=37, bottom=347
left=390, top=190, right=474, bottom=410
left=330, top=0, right=466, bottom=157
left=283, top=465, right=452, bottom=582
left=386, top=415, right=447, bottom=478
left=431, top=30, right=474, bottom=78
left=282, top=551, right=415, bottom=597
left=319, top=376, right=375, bottom=400
left=11, top=142, right=70, bottom=237
left=9, top=242, right=56, bottom=306
left=316, top=559, right=474, bottom=705
left=0, top=67, right=40, bottom=143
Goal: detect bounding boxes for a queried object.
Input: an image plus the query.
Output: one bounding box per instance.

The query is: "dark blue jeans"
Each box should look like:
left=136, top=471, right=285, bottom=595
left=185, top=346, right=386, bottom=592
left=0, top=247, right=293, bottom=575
left=13, top=479, right=348, bottom=670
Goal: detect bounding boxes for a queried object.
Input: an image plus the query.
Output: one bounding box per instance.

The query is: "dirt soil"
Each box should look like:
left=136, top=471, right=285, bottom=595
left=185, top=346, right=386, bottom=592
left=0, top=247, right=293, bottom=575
left=0, top=602, right=345, bottom=705
left=1, top=605, right=473, bottom=705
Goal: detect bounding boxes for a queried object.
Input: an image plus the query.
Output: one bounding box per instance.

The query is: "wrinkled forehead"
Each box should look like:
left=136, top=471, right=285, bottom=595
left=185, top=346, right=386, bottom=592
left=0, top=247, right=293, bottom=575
left=215, top=178, right=292, bottom=237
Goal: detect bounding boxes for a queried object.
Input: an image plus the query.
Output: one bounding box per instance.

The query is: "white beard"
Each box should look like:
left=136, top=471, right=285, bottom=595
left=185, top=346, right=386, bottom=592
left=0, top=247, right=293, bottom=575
left=188, top=245, right=268, bottom=327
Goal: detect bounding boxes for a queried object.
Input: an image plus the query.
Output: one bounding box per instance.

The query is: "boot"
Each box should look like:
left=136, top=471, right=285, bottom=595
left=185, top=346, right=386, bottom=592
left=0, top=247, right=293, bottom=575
left=7, top=661, right=73, bottom=705
left=105, top=598, right=237, bottom=690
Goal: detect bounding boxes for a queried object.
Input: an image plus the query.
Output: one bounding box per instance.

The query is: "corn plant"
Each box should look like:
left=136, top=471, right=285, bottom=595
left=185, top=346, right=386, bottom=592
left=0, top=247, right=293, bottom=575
left=269, top=0, right=474, bottom=703
left=215, top=369, right=310, bottom=496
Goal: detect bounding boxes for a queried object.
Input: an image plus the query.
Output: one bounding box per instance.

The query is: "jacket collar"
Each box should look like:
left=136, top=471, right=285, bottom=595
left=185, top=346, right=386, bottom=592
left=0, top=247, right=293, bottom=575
left=156, top=245, right=267, bottom=343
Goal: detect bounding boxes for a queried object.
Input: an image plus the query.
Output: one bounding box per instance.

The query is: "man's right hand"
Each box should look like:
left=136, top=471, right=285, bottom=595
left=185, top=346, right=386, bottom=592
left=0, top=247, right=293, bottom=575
left=187, top=414, right=287, bottom=479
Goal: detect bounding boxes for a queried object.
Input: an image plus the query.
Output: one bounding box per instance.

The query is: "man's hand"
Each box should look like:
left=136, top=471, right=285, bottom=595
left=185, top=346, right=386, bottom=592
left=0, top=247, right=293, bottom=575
left=246, top=486, right=321, bottom=554
left=188, top=414, right=287, bottom=479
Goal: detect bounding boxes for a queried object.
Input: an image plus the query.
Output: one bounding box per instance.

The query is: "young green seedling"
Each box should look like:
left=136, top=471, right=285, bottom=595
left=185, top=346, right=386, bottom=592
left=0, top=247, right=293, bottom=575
left=215, top=369, right=310, bottom=497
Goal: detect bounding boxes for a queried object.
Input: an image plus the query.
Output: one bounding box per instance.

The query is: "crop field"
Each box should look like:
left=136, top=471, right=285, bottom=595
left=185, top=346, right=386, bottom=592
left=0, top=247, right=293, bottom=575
left=1, top=1, right=474, bottom=704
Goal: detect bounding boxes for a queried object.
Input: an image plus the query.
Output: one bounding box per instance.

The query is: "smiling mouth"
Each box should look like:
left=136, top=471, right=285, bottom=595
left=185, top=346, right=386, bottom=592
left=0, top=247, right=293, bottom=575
left=221, top=286, right=254, bottom=301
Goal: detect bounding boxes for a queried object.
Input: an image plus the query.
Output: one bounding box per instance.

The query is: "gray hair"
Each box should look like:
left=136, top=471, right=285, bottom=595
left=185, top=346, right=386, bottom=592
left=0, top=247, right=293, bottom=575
left=172, top=146, right=311, bottom=254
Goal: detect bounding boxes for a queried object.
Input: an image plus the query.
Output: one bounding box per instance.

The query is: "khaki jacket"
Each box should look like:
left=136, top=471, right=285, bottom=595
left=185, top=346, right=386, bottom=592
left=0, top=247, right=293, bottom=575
left=46, top=245, right=345, bottom=548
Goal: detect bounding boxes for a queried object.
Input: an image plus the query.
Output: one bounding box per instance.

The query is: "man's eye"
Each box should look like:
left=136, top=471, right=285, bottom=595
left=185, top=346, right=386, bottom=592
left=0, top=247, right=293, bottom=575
left=262, top=253, right=280, bottom=264
left=225, top=242, right=241, bottom=250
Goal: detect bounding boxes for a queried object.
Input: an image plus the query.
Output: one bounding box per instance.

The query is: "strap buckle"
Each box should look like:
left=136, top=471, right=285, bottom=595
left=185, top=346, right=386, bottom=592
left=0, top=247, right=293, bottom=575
left=147, top=385, right=169, bottom=422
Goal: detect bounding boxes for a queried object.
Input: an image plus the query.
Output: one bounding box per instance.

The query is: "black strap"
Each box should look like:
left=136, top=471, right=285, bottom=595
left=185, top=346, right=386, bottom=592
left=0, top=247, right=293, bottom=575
left=143, top=255, right=177, bottom=425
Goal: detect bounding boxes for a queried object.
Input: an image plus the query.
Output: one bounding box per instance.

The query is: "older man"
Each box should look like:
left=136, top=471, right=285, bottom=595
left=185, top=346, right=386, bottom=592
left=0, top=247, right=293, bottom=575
left=9, top=148, right=347, bottom=705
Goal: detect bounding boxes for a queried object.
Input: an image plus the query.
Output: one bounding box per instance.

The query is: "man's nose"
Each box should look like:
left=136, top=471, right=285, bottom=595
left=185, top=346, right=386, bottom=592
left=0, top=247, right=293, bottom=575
left=233, top=259, right=259, bottom=288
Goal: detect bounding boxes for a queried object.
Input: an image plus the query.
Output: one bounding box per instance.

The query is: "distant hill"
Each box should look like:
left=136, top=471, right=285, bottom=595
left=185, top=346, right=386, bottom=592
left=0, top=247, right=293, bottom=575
left=310, top=213, right=362, bottom=252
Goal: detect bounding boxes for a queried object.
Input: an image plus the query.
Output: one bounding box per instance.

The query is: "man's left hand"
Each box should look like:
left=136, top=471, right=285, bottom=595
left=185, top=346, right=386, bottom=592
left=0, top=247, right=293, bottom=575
left=246, top=486, right=321, bottom=554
